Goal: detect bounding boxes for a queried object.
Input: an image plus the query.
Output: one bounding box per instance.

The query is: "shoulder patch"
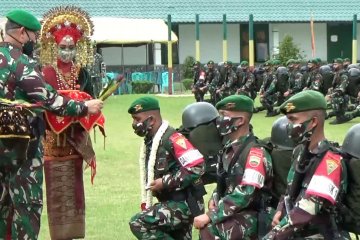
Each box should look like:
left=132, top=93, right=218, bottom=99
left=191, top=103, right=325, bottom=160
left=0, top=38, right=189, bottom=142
left=170, top=132, right=204, bottom=168
left=241, top=147, right=266, bottom=188
left=306, top=151, right=342, bottom=204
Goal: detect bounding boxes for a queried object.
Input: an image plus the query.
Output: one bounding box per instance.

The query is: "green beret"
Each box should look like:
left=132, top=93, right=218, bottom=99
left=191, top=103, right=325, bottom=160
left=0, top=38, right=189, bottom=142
left=344, top=58, right=350, bottom=62
left=315, top=57, right=322, bottom=63
left=333, top=58, right=343, bottom=64
left=279, top=90, right=327, bottom=114
left=6, top=9, right=41, bottom=31
left=240, top=61, right=249, bottom=66
left=224, top=61, right=233, bottom=66
left=207, top=60, right=214, bottom=65
left=193, top=61, right=201, bottom=67
left=216, top=95, right=253, bottom=113
left=128, top=96, right=160, bottom=114
left=308, top=58, right=318, bottom=64
left=293, top=59, right=301, bottom=64
left=286, top=59, right=295, bottom=66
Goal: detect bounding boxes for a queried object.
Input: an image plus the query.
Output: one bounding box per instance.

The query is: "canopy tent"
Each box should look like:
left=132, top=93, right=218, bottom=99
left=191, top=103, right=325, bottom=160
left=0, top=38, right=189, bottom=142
left=91, top=17, right=178, bottom=45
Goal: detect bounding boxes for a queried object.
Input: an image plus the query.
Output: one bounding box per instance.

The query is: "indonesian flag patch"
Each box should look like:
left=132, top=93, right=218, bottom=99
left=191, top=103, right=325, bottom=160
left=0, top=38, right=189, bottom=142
left=305, top=151, right=342, bottom=205
left=241, top=147, right=266, bottom=188
left=170, top=132, right=204, bottom=168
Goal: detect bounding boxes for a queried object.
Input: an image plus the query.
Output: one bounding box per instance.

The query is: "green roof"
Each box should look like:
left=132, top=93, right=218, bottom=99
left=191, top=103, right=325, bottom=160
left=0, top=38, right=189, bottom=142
left=1, top=0, right=359, bottom=23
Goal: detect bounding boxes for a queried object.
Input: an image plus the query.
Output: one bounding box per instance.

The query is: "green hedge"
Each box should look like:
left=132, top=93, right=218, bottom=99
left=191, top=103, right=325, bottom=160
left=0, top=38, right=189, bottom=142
left=182, top=79, right=193, bottom=90
left=131, top=81, right=154, bottom=93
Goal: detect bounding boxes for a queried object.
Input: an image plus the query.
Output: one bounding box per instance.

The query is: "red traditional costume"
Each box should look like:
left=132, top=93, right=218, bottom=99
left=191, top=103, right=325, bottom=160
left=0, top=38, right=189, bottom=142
left=40, top=6, right=104, bottom=239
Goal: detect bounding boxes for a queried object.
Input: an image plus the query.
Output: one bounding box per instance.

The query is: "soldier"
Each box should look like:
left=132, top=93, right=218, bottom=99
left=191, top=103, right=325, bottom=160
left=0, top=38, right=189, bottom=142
left=256, top=60, right=274, bottom=113
left=192, top=61, right=206, bottom=102
left=0, top=9, right=103, bottom=239
left=326, top=58, right=352, bottom=124
left=262, top=65, right=287, bottom=117
left=305, top=58, right=324, bottom=93
left=217, top=61, right=237, bottom=100
left=264, top=90, right=349, bottom=239
left=284, top=59, right=304, bottom=99
left=128, top=96, right=206, bottom=239
left=193, top=95, right=274, bottom=239
left=236, top=61, right=257, bottom=99
left=343, top=57, right=351, bottom=70
left=205, top=60, right=221, bottom=105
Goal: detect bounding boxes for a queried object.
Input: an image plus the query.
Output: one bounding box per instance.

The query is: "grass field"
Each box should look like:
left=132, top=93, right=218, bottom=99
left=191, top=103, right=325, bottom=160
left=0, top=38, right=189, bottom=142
left=38, top=94, right=360, bottom=240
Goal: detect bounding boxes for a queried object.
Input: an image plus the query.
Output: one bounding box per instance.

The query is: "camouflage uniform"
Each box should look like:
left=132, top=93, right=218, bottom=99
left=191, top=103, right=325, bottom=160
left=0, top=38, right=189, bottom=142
left=328, top=68, right=351, bottom=124
left=200, top=134, right=274, bottom=240
left=285, top=60, right=304, bottom=99
left=192, top=62, right=206, bottom=102
left=306, top=60, right=324, bottom=93
left=205, top=61, right=221, bottom=105
left=256, top=61, right=273, bottom=113
left=236, top=68, right=256, bottom=99
left=218, top=62, right=237, bottom=99
left=0, top=42, right=88, bottom=239
left=129, top=126, right=205, bottom=240
left=263, top=73, right=280, bottom=117
left=264, top=140, right=349, bottom=239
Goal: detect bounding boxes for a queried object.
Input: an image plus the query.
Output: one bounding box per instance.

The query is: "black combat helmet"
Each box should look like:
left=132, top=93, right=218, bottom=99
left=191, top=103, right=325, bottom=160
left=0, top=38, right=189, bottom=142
left=342, top=124, right=360, bottom=159
left=182, top=102, right=219, bottom=129
left=271, top=116, right=296, bottom=150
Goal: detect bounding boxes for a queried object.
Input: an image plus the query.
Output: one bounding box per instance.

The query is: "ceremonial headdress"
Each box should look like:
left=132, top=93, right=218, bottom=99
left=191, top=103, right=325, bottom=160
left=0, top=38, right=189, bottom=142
left=40, top=6, right=94, bottom=66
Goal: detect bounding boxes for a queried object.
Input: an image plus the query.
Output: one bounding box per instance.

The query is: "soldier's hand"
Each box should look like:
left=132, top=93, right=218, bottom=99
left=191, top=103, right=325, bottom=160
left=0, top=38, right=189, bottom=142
left=284, top=91, right=289, bottom=97
left=216, top=89, right=221, bottom=94
left=85, top=99, right=104, bottom=114
left=193, top=214, right=210, bottom=229
left=149, top=178, right=163, bottom=192
left=271, top=210, right=282, bottom=227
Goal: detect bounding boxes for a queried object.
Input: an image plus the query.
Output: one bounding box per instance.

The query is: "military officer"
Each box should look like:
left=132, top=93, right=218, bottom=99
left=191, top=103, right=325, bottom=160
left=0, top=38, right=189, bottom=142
left=217, top=61, right=237, bottom=100
left=305, top=58, right=324, bottom=93
left=236, top=61, right=257, bottom=99
left=194, top=95, right=274, bottom=239
left=128, top=96, right=206, bottom=240
left=326, top=58, right=352, bottom=124
left=256, top=60, right=274, bottom=113
left=284, top=59, right=304, bottom=99
left=205, top=60, right=221, bottom=104
left=264, top=90, right=349, bottom=239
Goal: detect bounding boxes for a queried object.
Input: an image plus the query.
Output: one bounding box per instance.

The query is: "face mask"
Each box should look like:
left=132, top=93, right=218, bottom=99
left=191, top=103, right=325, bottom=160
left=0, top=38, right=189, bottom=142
left=286, top=118, right=313, bottom=143
left=132, top=117, right=152, bottom=137
left=22, top=30, right=35, bottom=57
left=58, top=48, right=77, bottom=63
left=216, top=115, right=241, bottom=136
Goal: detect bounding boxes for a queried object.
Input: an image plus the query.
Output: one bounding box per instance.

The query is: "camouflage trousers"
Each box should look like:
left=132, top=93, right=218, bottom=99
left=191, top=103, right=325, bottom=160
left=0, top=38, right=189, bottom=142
left=0, top=143, right=43, bottom=240
left=200, top=210, right=259, bottom=240
left=331, top=95, right=349, bottom=116
left=129, top=200, right=193, bottom=240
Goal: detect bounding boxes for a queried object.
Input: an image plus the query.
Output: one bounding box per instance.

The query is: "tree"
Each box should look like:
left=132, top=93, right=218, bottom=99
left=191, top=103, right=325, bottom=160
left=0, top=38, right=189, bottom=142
left=181, top=56, right=195, bottom=79
left=278, top=35, right=304, bottom=65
